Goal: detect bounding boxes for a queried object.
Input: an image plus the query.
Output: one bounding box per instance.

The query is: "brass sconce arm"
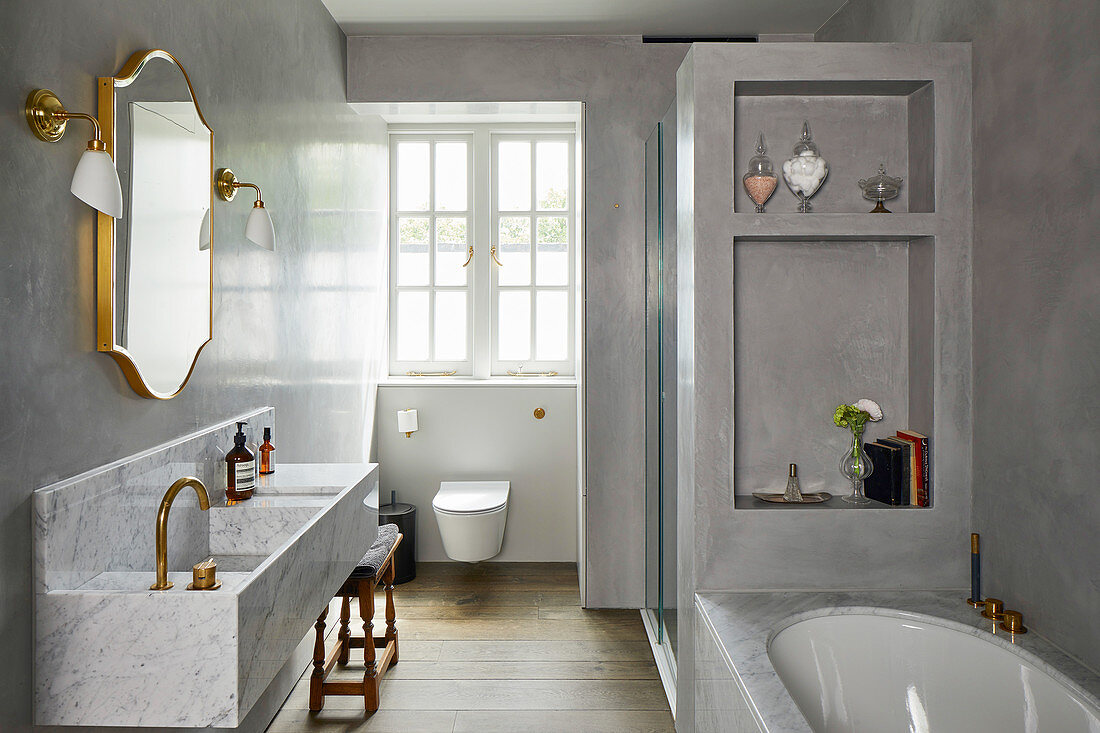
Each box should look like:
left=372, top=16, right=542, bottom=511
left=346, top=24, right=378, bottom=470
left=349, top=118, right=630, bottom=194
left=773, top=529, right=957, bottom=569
left=215, top=167, right=262, bottom=204
left=26, top=89, right=107, bottom=150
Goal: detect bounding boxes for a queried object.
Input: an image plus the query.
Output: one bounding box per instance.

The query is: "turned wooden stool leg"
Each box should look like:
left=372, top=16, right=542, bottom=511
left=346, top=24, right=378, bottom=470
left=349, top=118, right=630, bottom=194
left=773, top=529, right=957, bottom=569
left=384, top=558, right=399, bottom=665
left=359, top=577, right=380, bottom=711
left=309, top=604, right=329, bottom=712
left=337, top=595, right=352, bottom=665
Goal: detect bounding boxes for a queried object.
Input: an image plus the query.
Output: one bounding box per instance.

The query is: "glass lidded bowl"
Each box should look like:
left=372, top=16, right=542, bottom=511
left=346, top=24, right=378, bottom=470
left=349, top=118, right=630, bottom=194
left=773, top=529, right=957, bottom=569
left=781, top=120, right=829, bottom=213
left=742, top=133, right=778, bottom=213
left=858, top=163, right=904, bottom=213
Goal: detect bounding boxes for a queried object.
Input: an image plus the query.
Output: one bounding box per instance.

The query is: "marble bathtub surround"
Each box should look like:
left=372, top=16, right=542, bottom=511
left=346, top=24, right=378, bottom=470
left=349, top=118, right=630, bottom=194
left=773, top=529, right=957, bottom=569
left=35, top=461, right=379, bottom=727
left=695, top=590, right=1100, bottom=732
left=34, top=407, right=274, bottom=594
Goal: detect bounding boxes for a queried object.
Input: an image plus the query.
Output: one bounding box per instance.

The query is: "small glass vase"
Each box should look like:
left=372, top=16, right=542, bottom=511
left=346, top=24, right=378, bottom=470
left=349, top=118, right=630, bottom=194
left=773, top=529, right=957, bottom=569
left=839, top=433, right=873, bottom=504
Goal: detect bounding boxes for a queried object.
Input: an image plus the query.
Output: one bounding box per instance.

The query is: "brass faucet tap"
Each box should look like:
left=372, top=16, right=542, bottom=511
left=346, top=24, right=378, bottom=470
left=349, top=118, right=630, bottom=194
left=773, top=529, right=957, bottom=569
left=150, top=477, right=211, bottom=590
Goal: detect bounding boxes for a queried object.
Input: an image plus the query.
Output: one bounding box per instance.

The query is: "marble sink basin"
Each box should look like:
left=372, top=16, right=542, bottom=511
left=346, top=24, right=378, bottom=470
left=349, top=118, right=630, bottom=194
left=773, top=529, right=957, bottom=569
left=35, top=463, right=379, bottom=729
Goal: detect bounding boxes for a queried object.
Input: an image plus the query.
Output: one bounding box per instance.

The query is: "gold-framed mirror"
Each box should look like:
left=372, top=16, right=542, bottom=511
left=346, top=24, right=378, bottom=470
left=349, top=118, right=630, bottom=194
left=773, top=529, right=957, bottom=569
left=96, top=49, right=213, bottom=399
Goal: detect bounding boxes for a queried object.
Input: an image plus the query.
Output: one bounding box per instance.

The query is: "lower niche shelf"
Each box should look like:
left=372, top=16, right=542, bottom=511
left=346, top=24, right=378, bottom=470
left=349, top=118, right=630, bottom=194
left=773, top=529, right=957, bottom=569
left=733, top=494, right=928, bottom=510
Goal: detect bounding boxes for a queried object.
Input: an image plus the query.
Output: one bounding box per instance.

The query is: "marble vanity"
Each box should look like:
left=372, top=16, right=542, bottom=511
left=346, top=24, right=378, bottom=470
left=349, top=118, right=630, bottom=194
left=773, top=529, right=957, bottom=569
left=33, top=409, right=379, bottom=729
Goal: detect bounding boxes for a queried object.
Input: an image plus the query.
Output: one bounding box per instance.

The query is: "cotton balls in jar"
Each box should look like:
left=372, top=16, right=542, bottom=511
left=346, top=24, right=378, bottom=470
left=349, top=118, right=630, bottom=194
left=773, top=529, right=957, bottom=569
left=782, top=151, right=829, bottom=197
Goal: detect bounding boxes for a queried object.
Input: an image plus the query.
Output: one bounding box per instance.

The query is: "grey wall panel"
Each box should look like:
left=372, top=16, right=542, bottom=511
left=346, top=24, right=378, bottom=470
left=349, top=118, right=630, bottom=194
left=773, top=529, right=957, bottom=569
left=819, top=0, right=1100, bottom=674
left=0, top=1, right=388, bottom=726
left=676, top=43, right=972, bottom=730
left=346, top=36, right=689, bottom=608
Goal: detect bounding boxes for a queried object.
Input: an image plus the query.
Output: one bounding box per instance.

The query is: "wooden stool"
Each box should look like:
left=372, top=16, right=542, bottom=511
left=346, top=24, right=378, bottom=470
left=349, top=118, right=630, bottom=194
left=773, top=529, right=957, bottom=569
left=310, top=524, right=402, bottom=712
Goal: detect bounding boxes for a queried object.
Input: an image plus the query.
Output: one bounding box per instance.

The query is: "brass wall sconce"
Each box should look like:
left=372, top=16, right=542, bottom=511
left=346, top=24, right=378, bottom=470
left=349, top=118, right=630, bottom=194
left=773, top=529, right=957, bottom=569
left=25, top=88, right=123, bottom=218
left=215, top=167, right=275, bottom=251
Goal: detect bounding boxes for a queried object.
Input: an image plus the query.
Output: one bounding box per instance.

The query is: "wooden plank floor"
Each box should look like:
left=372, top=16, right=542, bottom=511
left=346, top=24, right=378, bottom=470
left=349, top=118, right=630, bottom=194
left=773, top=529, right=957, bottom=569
left=267, top=562, right=673, bottom=732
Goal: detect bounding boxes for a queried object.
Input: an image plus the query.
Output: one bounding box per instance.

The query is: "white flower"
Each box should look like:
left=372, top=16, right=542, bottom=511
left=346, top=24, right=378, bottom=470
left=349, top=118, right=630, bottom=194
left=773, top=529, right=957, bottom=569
left=854, top=398, right=883, bottom=421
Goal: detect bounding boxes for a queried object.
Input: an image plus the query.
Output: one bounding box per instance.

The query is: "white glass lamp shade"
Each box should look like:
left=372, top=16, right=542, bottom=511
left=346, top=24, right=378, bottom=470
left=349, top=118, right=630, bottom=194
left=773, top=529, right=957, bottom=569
left=397, top=409, right=419, bottom=436
left=245, top=203, right=275, bottom=251
left=70, top=148, right=123, bottom=218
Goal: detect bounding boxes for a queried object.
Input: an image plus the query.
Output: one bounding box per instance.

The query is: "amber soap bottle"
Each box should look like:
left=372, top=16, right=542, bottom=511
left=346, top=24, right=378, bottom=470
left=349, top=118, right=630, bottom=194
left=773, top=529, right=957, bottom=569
left=259, top=427, right=275, bottom=475
left=225, top=422, right=256, bottom=500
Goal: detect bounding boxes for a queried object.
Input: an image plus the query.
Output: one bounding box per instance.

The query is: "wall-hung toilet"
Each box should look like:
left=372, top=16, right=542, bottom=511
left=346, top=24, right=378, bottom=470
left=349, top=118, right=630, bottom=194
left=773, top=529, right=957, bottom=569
left=432, top=481, right=509, bottom=562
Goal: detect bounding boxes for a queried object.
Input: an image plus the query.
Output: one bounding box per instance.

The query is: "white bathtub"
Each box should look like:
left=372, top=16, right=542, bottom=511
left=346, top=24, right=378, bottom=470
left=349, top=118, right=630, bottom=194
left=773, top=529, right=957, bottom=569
left=768, top=613, right=1100, bottom=733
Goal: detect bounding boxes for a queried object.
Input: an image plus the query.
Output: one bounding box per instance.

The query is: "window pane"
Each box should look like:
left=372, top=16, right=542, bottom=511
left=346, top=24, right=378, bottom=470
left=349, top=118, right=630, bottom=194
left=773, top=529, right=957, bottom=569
left=435, top=217, right=468, bottom=286
left=435, top=141, right=467, bottom=211
left=498, top=217, right=531, bottom=286
left=397, top=142, right=430, bottom=211
left=396, top=291, right=429, bottom=361
left=498, top=291, right=531, bottom=361
left=435, top=291, right=467, bottom=360
left=536, top=216, right=569, bottom=286
left=398, top=217, right=429, bottom=286
left=497, top=140, right=531, bottom=211
left=536, top=291, right=569, bottom=360
left=536, top=141, right=569, bottom=210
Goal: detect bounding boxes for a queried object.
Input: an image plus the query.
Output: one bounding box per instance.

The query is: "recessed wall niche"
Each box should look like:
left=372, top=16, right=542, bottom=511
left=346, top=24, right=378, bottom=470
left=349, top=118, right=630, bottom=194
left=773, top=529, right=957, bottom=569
left=733, top=81, right=935, bottom=214
left=732, top=236, right=934, bottom=503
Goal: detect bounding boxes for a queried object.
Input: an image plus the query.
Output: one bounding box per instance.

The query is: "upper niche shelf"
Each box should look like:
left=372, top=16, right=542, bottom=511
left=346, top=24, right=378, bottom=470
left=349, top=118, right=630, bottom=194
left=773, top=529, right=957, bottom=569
left=734, top=79, right=935, bottom=215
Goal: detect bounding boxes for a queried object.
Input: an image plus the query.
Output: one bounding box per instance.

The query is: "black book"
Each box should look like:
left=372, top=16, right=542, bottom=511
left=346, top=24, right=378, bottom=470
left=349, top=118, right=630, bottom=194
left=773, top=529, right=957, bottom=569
left=863, top=441, right=904, bottom=505
left=878, top=437, right=913, bottom=507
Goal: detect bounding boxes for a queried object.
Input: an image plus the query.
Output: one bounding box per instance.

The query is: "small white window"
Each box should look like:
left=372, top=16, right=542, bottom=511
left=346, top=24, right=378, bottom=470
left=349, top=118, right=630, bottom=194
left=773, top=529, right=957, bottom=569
left=390, top=136, right=474, bottom=375
left=389, top=126, right=578, bottom=378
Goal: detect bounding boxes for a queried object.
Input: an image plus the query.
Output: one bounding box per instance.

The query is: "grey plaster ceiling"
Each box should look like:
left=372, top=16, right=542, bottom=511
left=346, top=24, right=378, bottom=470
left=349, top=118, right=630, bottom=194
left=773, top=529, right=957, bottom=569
left=320, top=0, right=848, bottom=37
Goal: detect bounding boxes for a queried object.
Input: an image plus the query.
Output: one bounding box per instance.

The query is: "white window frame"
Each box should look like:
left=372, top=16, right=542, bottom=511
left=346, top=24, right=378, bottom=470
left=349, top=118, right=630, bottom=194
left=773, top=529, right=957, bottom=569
left=388, top=124, right=579, bottom=378
left=490, top=132, right=576, bottom=376
left=389, top=134, right=475, bottom=376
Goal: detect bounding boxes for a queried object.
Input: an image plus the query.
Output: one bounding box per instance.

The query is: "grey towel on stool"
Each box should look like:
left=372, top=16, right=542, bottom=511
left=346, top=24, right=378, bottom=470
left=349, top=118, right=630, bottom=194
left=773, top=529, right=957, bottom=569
left=349, top=523, right=400, bottom=579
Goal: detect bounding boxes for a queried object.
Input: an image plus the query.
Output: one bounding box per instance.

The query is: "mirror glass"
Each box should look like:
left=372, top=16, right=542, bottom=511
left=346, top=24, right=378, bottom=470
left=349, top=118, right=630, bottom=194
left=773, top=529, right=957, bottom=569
left=101, top=51, right=213, bottom=398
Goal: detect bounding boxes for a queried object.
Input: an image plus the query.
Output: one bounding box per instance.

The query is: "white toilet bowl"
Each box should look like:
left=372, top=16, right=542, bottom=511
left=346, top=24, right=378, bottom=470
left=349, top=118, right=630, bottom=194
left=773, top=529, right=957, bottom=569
left=432, top=481, right=509, bottom=562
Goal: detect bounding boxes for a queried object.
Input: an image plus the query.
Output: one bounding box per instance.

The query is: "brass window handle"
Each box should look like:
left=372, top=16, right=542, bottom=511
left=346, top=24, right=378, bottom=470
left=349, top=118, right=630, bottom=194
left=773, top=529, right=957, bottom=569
left=490, top=245, right=504, bottom=267
left=461, top=245, right=474, bottom=267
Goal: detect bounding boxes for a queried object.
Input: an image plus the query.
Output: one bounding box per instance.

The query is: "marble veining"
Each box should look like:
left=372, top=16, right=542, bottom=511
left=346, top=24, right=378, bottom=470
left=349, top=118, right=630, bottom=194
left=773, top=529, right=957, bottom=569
left=33, top=405, right=379, bottom=728
left=696, top=590, right=1100, bottom=733
left=34, top=407, right=274, bottom=594
left=35, top=463, right=377, bottom=727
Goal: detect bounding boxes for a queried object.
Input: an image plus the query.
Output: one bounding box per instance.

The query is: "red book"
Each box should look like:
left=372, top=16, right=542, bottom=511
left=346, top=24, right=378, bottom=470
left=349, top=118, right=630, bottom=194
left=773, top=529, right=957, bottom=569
left=896, top=430, right=930, bottom=507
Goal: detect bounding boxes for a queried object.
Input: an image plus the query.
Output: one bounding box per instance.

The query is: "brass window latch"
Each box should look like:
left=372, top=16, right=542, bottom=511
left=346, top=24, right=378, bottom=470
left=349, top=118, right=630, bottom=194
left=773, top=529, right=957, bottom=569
left=461, top=245, right=474, bottom=267
left=490, top=245, right=504, bottom=267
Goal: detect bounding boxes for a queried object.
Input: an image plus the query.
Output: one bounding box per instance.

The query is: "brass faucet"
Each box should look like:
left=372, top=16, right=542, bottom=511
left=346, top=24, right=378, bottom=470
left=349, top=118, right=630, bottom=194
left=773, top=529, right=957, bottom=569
left=150, top=477, right=211, bottom=590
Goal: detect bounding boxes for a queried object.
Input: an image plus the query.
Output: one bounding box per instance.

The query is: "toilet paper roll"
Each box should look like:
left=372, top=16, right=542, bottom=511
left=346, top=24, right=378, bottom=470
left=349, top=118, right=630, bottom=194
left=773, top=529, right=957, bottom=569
left=397, top=409, right=418, bottom=434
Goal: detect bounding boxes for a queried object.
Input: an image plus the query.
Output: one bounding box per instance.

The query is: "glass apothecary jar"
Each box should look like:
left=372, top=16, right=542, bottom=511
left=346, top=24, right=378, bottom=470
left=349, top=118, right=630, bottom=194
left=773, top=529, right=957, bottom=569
left=742, top=133, right=778, bottom=213
left=858, top=163, right=904, bottom=213
left=782, top=120, right=829, bottom=213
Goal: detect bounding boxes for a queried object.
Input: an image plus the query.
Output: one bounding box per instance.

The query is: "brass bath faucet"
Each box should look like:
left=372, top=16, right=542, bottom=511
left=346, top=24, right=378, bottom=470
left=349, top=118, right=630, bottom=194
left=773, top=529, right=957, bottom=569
left=150, top=477, right=211, bottom=590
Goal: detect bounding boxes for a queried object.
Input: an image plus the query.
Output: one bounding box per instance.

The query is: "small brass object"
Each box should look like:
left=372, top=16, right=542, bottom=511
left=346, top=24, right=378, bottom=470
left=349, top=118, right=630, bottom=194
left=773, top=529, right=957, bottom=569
left=507, top=369, right=560, bottom=377
left=187, top=557, right=221, bottom=591
left=406, top=370, right=458, bottom=377
left=151, top=477, right=211, bottom=590
left=490, top=245, right=505, bottom=267
left=534, top=407, right=546, bottom=419
left=981, top=597, right=1004, bottom=621
left=967, top=598, right=985, bottom=609
left=1000, top=610, right=1027, bottom=634
left=461, top=245, right=474, bottom=267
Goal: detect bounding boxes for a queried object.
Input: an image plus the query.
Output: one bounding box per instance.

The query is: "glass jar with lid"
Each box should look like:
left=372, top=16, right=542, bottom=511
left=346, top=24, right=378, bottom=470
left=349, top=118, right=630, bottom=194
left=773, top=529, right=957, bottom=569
left=781, top=120, right=829, bottom=213
left=858, top=163, right=904, bottom=213
left=742, top=133, right=778, bottom=213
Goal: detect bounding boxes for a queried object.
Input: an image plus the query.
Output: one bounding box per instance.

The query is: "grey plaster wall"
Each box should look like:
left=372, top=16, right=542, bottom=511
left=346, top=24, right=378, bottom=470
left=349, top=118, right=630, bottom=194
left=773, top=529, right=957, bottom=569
left=676, top=43, right=972, bottom=730
left=345, top=36, right=690, bottom=607
left=0, top=2, right=388, bottom=727
left=818, top=0, right=1100, bottom=674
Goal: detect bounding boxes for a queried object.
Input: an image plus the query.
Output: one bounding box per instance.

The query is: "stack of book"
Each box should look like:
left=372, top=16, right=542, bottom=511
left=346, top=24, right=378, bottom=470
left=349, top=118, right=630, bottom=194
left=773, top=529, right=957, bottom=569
left=863, top=430, right=931, bottom=507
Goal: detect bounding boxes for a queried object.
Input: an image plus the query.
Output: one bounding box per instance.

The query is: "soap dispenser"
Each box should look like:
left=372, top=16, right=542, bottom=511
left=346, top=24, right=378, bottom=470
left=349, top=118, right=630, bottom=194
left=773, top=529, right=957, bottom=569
left=225, top=422, right=256, bottom=501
